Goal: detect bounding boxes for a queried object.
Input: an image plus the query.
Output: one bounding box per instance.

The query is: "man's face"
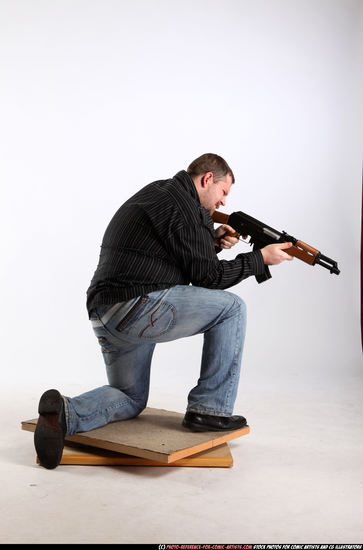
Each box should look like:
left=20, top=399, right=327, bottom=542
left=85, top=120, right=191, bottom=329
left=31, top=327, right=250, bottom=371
left=199, top=173, right=233, bottom=214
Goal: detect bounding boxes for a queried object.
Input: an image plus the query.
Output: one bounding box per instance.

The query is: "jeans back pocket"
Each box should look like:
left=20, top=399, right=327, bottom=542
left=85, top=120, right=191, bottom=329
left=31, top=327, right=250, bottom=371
left=137, top=301, right=175, bottom=338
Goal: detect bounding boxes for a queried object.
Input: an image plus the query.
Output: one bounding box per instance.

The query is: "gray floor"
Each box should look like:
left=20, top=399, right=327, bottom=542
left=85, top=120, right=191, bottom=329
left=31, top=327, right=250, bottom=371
left=1, top=368, right=363, bottom=544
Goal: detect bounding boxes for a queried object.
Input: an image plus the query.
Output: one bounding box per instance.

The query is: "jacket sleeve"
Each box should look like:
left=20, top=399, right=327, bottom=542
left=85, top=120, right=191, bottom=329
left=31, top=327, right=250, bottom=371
left=165, top=224, right=266, bottom=290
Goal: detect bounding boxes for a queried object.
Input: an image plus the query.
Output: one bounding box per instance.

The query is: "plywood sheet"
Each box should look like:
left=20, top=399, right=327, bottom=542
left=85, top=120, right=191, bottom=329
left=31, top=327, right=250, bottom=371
left=35, top=442, right=233, bottom=467
left=22, top=406, right=249, bottom=464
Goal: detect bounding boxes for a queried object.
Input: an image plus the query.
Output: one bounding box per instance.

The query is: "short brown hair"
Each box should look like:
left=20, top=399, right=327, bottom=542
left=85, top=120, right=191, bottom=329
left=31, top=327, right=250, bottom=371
left=187, top=153, right=235, bottom=183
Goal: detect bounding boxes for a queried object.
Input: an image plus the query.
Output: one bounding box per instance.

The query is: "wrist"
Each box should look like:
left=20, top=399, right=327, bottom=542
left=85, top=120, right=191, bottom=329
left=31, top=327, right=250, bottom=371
left=260, top=247, right=267, bottom=264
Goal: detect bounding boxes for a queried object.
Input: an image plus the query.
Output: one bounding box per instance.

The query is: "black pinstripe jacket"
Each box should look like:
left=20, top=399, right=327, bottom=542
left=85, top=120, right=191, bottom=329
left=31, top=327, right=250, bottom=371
left=86, top=170, right=265, bottom=315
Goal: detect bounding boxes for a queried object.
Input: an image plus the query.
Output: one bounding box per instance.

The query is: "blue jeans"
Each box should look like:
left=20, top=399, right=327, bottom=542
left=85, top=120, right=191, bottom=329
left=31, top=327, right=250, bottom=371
left=64, top=285, right=247, bottom=435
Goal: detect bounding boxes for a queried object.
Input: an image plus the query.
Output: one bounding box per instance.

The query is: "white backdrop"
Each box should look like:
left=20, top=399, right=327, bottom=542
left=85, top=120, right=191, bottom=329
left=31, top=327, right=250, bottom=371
left=1, top=0, right=362, bottom=409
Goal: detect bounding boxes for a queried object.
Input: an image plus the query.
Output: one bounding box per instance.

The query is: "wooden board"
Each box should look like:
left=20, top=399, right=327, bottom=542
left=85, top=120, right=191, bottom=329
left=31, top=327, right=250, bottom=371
left=35, top=441, right=233, bottom=467
left=22, top=406, right=249, bottom=464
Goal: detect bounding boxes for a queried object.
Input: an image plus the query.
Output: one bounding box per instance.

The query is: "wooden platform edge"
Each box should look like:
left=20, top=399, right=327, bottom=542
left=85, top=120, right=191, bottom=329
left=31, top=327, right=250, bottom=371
left=167, top=425, right=250, bottom=463
left=36, top=443, right=233, bottom=468
left=22, top=420, right=249, bottom=464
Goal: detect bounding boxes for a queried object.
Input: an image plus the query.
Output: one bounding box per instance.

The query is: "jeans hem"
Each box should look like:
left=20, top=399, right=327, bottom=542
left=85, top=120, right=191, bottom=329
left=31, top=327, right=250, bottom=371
left=186, top=407, right=232, bottom=417
left=62, top=396, right=71, bottom=436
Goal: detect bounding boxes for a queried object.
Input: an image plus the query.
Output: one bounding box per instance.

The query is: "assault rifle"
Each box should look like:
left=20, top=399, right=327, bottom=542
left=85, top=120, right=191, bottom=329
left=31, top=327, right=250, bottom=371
left=212, top=210, right=340, bottom=283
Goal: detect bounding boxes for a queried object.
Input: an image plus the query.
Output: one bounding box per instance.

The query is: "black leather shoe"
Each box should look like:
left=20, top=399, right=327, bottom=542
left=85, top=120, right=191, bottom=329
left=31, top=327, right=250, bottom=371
left=182, top=411, right=247, bottom=432
left=34, top=389, right=67, bottom=469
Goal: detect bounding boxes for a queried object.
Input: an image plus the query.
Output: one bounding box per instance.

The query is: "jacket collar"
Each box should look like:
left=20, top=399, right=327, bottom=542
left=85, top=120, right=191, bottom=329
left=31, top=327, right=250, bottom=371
left=173, top=170, right=200, bottom=204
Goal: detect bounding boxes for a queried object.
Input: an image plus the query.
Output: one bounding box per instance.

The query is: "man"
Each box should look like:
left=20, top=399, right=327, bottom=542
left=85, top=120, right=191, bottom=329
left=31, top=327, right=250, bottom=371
left=34, top=153, right=293, bottom=469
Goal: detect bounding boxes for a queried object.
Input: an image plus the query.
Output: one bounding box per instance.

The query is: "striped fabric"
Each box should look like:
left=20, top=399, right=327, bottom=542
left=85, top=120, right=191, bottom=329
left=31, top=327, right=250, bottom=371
left=86, top=170, right=265, bottom=315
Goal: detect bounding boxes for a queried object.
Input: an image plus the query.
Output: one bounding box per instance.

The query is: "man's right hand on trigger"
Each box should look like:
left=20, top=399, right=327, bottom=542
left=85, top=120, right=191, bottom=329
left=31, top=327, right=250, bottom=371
left=260, top=242, right=294, bottom=265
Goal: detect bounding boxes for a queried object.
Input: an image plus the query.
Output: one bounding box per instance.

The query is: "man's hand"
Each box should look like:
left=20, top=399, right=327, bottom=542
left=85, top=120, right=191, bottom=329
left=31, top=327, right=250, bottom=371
left=260, top=242, right=294, bottom=265
left=214, top=224, right=239, bottom=249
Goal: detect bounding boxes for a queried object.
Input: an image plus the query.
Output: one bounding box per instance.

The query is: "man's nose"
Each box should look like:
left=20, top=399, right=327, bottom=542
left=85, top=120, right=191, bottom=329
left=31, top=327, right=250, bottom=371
left=220, top=197, right=226, bottom=206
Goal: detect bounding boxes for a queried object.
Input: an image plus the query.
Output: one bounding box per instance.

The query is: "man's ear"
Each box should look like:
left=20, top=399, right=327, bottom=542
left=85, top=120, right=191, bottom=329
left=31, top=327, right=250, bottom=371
left=201, top=172, right=213, bottom=188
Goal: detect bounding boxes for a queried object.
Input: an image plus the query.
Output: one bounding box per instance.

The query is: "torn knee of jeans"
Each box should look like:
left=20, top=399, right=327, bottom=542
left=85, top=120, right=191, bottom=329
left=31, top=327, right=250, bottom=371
left=97, top=336, right=109, bottom=352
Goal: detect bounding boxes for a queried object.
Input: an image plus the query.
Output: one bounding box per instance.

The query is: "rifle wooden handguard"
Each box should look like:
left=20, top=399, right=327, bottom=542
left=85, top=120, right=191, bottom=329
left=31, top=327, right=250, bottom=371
left=286, top=241, right=319, bottom=265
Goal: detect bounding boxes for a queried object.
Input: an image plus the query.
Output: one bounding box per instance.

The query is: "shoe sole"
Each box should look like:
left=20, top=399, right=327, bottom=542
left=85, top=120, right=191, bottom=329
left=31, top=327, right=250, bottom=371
left=182, top=419, right=247, bottom=432
left=34, top=389, right=65, bottom=469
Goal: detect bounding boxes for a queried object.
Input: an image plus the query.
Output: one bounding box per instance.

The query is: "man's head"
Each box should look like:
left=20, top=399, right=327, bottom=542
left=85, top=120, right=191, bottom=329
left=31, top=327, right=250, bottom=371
left=187, top=153, right=235, bottom=215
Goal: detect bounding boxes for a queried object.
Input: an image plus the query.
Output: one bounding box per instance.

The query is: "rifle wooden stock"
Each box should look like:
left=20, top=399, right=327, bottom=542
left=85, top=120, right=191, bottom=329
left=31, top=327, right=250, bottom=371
left=212, top=211, right=230, bottom=224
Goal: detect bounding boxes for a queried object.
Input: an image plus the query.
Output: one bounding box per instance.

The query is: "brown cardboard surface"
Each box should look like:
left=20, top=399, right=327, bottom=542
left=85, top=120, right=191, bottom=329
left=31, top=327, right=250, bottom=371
left=35, top=441, right=233, bottom=467
left=22, top=407, right=249, bottom=464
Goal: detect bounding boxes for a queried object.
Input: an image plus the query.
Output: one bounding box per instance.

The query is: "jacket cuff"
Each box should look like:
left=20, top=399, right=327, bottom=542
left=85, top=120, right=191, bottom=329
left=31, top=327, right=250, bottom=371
left=238, top=249, right=266, bottom=276
left=253, top=249, right=266, bottom=275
